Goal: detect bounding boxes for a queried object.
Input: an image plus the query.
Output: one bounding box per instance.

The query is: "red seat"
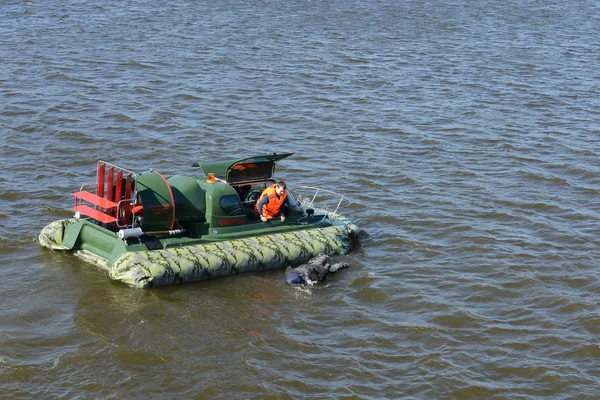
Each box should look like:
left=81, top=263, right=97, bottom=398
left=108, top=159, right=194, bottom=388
left=72, top=191, right=117, bottom=209
left=73, top=204, right=117, bottom=224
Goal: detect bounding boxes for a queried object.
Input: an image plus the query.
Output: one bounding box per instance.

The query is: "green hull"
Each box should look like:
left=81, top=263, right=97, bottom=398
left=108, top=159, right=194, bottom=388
left=39, top=218, right=358, bottom=288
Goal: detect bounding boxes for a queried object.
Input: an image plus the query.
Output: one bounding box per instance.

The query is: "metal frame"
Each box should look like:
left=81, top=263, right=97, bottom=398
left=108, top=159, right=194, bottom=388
left=73, top=162, right=140, bottom=229
left=296, top=186, right=352, bottom=218
left=98, top=161, right=139, bottom=229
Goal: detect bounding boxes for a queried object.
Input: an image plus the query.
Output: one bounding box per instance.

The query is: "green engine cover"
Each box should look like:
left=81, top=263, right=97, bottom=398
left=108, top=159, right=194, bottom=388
left=135, top=170, right=175, bottom=232
left=168, top=175, right=206, bottom=222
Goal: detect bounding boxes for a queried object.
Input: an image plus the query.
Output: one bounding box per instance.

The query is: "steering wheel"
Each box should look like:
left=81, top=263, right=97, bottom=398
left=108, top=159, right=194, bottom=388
left=245, top=190, right=262, bottom=205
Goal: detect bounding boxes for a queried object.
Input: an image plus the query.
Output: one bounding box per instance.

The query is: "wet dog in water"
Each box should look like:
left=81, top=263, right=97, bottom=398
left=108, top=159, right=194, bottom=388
left=285, top=254, right=349, bottom=284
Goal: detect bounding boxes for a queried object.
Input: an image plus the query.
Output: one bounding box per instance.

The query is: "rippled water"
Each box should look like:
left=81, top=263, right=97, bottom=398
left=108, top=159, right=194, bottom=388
left=2, top=0, right=600, bottom=398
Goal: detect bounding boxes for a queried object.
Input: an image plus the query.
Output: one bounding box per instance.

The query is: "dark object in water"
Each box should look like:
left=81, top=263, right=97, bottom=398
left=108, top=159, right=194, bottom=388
left=285, top=254, right=350, bottom=284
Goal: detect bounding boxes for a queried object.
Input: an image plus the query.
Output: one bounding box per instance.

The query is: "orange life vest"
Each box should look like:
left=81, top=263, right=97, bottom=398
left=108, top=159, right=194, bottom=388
left=255, top=184, right=287, bottom=219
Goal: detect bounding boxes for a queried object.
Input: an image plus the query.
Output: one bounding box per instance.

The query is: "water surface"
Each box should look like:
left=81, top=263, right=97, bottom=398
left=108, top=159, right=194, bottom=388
left=1, top=0, right=599, bottom=398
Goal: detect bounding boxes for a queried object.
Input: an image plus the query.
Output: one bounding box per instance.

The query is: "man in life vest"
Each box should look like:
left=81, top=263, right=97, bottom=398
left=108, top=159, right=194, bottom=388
left=255, top=181, right=288, bottom=222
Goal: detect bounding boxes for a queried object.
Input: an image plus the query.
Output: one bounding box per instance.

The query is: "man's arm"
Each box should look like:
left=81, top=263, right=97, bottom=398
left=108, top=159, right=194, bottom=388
left=282, top=196, right=289, bottom=215
left=257, top=195, right=269, bottom=216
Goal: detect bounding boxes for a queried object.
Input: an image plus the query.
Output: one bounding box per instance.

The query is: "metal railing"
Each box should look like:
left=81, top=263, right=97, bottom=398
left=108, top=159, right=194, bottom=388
left=294, top=186, right=352, bottom=219
left=73, top=161, right=140, bottom=229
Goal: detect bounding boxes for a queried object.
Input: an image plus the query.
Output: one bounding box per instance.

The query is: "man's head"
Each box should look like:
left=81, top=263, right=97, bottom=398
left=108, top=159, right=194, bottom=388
left=285, top=270, right=305, bottom=284
left=275, top=181, right=286, bottom=195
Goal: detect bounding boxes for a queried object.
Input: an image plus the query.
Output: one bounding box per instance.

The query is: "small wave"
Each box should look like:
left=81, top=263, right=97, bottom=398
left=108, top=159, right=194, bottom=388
left=1, top=106, right=37, bottom=116
left=43, top=72, right=69, bottom=80
left=519, top=170, right=570, bottom=185
left=349, top=286, right=389, bottom=303
left=134, top=86, right=155, bottom=94
left=120, top=61, right=157, bottom=69
left=101, top=112, right=135, bottom=122
left=430, top=311, right=484, bottom=329
left=343, top=56, right=369, bottom=64
left=173, top=93, right=203, bottom=101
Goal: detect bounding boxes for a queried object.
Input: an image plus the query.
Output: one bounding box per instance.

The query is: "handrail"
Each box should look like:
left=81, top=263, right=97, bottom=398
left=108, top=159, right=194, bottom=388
left=97, top=161, right=136, bottom=178
left=97, top=161, right=138, bottom=229
left=295, top=186, right=352, bottom=217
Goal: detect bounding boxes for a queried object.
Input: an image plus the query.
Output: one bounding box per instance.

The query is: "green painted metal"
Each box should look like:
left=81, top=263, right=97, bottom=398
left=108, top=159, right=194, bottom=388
left=168, top=175, right=207, bottom=222
left=135, top=170, right=175, bottom=231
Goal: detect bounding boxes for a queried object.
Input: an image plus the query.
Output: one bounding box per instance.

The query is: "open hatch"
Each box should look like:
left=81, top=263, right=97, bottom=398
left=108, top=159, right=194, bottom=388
left=192, top=153, right=294, bottom=185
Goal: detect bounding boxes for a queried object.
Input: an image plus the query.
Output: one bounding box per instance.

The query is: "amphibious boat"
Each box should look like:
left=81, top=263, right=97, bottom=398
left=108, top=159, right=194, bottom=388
left=39, top=153, right=359, bottom=288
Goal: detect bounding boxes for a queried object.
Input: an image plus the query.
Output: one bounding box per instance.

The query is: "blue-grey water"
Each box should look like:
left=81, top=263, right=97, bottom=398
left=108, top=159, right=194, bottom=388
left=1, top=0, right=599, bottom=398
